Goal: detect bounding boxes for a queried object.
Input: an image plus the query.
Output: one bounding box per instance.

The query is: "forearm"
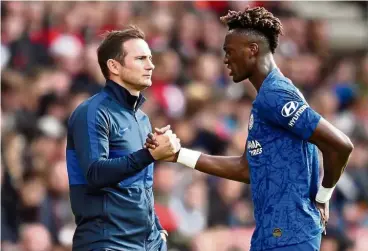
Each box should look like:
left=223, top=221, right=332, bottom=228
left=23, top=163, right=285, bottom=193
left=87, top=149, right=154, bottom=187
left=320, top=147, right=351, bottom=188
left=194, top=154, right=250, bottom=183
left=309, top=118, right=354, bottom=189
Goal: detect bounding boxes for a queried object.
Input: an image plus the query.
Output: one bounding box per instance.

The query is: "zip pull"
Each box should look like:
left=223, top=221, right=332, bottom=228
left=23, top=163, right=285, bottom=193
left=133, top=100, right=138, bottom=112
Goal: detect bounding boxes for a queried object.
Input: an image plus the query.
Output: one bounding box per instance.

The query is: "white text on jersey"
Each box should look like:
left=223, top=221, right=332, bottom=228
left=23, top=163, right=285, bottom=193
left=248, top=140, right=263, bottom=156
left=288, top=104, right=308, bottom=127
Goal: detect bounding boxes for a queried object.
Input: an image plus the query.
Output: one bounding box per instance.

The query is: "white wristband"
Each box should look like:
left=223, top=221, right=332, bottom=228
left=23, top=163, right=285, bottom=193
left=177, top=148, right=201, bottom=169
left=315, top=185, right=336, bottom=203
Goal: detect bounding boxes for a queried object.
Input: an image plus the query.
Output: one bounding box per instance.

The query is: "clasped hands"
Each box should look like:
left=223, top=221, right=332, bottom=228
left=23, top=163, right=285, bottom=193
left=145, top=125, right=180, bottom=162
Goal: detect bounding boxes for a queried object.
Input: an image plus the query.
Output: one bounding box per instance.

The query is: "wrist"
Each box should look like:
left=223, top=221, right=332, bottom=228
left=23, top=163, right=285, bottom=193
left=147, top=148, right=157, bottom=160
left=316, top=185, right=336, bottom=203
left=131, top=149, right=155, bottom=170
left=177, top=148, right=201, bottom=169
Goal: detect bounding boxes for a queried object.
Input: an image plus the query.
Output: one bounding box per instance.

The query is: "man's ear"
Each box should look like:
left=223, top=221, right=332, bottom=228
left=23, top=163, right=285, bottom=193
left=249, top=43, right=259, bottom=56
left=107, top=59, right=120, bottom=76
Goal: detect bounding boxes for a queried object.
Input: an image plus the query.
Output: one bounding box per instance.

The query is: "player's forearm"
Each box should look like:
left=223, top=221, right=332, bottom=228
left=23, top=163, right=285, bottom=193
left=320, top=143, right=352, bottom=188
left=309, top=118, right=354, bottom=188
left=87, top=149, right=154, bottom=187
left=194, top=154, right=250, bottom=183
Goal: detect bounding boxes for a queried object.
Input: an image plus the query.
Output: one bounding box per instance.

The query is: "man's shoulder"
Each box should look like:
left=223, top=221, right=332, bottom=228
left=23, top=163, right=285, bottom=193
left=68, top=92, right=110, bottom=127
left=75, top=92, right=110, bottom=113
left=257, top=77, right=302, bottom=106
left=264, top=74, right=296, bottom=93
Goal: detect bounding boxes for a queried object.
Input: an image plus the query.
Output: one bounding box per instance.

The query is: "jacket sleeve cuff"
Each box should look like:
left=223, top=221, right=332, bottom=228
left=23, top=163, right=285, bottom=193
left=131, top=148, right=155, bottom=170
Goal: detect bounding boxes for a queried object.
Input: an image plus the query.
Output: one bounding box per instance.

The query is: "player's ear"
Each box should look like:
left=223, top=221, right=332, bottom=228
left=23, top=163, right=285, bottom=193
left=249, top=43, right=259, bottom=56
left=107, top=59, right=120, bottom=76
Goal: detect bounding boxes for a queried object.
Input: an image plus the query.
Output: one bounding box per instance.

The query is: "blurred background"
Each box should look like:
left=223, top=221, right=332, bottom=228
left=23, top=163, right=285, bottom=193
left=1, top=1, right=368, bottom=251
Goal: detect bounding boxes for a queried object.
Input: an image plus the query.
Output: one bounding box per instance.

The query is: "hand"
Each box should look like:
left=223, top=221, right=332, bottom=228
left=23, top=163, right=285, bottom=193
left=316, top=201, right=329, bottom=235
left=148, top=130, right=181, bottom=160
left=145, top=125, right=180, bottom=162
left=160, top=230, right=168, bottom=242
left=144, top=125, right=171, bottom=150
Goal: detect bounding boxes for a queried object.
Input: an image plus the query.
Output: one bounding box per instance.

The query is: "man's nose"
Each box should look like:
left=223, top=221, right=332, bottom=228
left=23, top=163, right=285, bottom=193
left=223, top=57, right=228, bottom=65
left=146, top=61, right=155, bottom=70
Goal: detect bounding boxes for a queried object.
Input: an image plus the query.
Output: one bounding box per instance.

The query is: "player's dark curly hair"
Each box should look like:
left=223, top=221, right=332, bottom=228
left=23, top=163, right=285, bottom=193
left=220, top=7, right=284, bottom=53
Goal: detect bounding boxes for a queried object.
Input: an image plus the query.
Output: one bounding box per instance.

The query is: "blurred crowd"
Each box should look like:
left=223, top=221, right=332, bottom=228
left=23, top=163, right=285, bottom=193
left=1, top=1, right=368, bottom=251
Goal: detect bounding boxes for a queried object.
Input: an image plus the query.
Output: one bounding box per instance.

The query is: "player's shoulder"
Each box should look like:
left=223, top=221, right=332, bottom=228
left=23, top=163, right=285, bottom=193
left=68, top=92, right=109, bottom=127
left=263, top=72, right=298, bottom=95
left=76, top=92, right=108, bottom=112
left=256, top=71, right=304, bottom=106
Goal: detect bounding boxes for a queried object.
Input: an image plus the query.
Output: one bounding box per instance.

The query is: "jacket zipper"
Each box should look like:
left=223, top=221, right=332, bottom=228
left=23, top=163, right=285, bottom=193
left=133, top=110, right=152, bottom=249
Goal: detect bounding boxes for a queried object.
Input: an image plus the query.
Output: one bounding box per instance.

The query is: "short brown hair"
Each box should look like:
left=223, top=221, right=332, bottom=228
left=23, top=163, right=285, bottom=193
left=97, top=25, right=145, bottom=79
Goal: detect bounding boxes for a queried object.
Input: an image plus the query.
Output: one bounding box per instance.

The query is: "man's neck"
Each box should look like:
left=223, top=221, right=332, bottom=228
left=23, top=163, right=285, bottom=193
left=109, top=77, right=140, bottom=97
left=249, top=53, right=277, bottom=92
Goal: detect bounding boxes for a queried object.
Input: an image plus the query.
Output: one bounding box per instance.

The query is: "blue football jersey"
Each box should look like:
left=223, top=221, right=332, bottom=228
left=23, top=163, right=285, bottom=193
left=247, top=68, right=323, bottom=251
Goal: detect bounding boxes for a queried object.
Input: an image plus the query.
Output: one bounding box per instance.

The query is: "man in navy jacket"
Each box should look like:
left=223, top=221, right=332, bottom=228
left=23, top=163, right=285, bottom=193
left=66, top=26, right=180, bottom=251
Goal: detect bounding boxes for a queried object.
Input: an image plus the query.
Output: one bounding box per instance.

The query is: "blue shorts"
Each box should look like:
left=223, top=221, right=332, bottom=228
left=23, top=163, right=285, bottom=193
left=266, top=234, right=321, bottom=251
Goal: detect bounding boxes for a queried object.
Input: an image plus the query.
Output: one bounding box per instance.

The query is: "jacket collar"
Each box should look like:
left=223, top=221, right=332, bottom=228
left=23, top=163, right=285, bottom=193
left=104, top=80, right=146, bottom=111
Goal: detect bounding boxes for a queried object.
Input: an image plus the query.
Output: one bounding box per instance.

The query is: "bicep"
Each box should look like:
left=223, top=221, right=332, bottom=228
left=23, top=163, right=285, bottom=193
left=308, top=117, right=352, bottom=152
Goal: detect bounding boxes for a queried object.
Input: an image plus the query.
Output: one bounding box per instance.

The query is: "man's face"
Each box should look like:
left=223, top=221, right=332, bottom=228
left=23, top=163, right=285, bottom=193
left=118, top=39, right=155, bottom=91
left=223, top=32, right=256, bottom=83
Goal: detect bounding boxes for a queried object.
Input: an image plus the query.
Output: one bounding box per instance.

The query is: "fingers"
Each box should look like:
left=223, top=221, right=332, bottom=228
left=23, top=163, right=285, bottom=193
left=168, top=134, right=181, bottom=153
left=155, top=124, right=171, bottom=134
left=144, top=143, right=157, bottom=149
left=163, top=130, right=173, bottom=136
left=146, top=137, right=158, bottom=145
left=322, top=219, right=327, bottom=235
left=160, top=232, right=167, bottom=242
left=150, top=129, right=181, bottom=157
left=317, top=208, right=327, bottom=235
left=146, top=133, right=159, bottom=149
left=148, top=133, right=155, bottom=139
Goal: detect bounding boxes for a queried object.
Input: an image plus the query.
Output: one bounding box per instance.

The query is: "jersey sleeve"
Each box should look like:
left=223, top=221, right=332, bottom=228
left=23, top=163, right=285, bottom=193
left=257, top=86, right=321, bottom=140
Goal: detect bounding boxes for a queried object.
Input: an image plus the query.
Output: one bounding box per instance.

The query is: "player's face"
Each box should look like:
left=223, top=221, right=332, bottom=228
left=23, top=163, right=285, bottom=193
left=118, top=39, right=155, bottom=91
left=223, top=32, right=256, bottom=83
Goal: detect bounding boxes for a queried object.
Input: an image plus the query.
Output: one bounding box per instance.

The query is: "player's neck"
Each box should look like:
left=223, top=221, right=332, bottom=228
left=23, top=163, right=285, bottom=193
left=109, top=76, right=140, bottom=97
left=249, top=54, right=277, bottom=92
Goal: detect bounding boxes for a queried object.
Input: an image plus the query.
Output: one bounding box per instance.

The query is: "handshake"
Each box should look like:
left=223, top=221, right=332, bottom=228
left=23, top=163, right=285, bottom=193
left=145, top=125, right=181, bottom=162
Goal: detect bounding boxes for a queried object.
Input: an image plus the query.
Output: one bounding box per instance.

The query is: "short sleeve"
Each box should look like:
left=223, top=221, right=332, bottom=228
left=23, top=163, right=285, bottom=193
left=257, top=87, right=321, bottom=140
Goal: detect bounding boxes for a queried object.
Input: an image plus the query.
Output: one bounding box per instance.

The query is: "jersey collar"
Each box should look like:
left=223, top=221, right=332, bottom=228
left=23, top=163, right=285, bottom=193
left=104, top=80, right=146, bottom=111
left=262, top=67, right=282, bottom=88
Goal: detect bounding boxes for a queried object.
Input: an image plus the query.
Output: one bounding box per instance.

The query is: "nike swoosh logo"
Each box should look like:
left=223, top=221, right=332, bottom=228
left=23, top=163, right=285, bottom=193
left=118, top=127, right=129, bottom=136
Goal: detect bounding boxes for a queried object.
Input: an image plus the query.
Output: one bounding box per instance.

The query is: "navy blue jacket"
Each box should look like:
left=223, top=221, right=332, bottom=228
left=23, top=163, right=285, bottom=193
left=66, top=80, right=164, bottom=251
